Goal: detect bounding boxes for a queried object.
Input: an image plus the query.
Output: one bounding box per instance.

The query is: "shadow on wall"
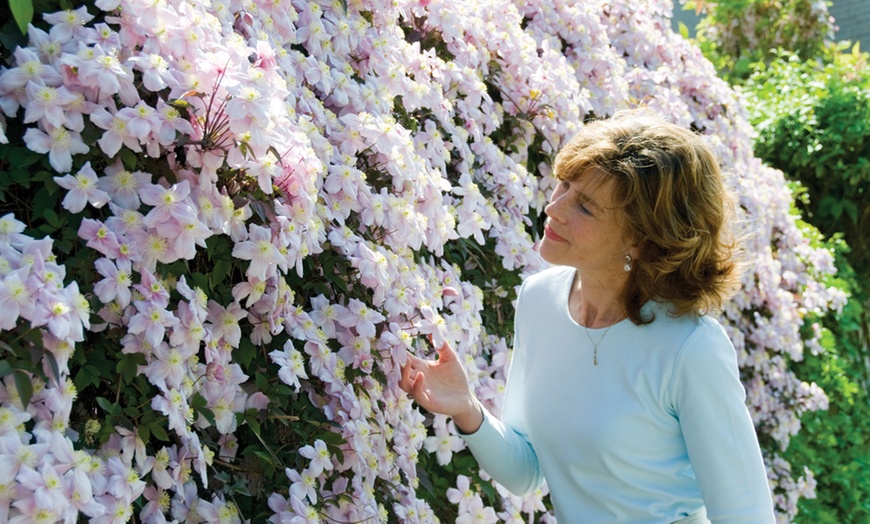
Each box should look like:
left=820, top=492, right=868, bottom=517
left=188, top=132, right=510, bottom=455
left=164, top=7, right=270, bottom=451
left=670, top=0, right=870, bottom=45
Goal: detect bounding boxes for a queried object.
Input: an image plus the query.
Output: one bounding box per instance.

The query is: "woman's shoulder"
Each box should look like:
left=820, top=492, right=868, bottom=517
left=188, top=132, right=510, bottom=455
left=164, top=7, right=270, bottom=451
left=516, top=265, right=574, bottom=311
left=521, top=265, right=574, bottom=292
left=640, top=303, right=732, bottom=353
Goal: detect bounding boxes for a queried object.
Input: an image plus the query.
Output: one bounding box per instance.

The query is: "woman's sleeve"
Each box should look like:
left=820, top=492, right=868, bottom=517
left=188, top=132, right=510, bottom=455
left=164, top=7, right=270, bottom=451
left=459, top=285, right=544, bottom=495
left=671, top=319, right=776, bottom=523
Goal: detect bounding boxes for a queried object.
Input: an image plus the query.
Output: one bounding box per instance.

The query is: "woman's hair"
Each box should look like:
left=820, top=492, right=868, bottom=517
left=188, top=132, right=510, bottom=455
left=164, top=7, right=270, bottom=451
left=552, top=109, right=743, bottom=324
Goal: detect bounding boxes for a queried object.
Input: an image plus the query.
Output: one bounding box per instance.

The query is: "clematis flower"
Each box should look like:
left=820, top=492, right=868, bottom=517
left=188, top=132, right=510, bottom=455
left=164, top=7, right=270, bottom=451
left=0, top=268, right=36, bottom=329
left=93, top=257, right=132, bottom=307
left=335, top=298, right=385, bottom=339
left=78, top=218, right=121, bottom=257
left=24, top=124, right=88, bottom=173
left=53, top=161, right=110, bottom=212
left=0, top=213, right=26, bottom=246
left=43, top=6, right=94, bottom=41
left=206, top=300, right=246, bottom=347
left=89, top=105, right=142, bottom=157
left=97, top=159, right=152, bottom=210
left=286, top=467, right=318, bottom=504
left=0, top=47, right=62, bottom=96
left=231, top=224, right=282, bottom=281
left=16, top=462, right=69, bottom=511
left=140, top=180, right=197, bottom=227
left=23, top=81, right=81, bottom=127
left=128, top=301, right=178, bottom=348
left=269, top=340, right=308, bottom=391
left=298, top=439, right=333, bottom=476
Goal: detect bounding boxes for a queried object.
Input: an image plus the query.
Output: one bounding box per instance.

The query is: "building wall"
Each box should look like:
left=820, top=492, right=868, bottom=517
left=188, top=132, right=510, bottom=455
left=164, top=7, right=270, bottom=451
left=828, top=0, right=870, bottom=46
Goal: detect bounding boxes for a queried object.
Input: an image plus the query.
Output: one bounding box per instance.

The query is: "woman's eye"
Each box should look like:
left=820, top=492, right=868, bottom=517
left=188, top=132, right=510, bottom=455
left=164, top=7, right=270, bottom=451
left=579, top=202, right=593, bottom=216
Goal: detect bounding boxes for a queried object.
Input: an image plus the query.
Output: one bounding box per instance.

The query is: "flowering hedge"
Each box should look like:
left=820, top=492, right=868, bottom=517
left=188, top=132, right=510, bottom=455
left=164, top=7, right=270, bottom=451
left=0, top=0, right=845, bottom=522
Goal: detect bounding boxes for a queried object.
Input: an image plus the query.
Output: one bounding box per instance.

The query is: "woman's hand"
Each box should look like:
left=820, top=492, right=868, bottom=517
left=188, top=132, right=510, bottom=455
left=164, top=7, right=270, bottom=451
left=399, top=342, right=483, bottom=434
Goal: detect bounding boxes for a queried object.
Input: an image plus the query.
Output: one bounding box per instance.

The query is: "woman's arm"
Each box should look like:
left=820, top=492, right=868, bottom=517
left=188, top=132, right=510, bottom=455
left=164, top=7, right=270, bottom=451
left=672, top=320, right=776, bottom=523
left=399, top=341, right=544, bottom=495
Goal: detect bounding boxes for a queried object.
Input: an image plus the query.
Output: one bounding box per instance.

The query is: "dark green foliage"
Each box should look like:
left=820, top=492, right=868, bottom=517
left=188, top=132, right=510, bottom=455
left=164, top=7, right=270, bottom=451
left=745, top=46, right=870, bottom=279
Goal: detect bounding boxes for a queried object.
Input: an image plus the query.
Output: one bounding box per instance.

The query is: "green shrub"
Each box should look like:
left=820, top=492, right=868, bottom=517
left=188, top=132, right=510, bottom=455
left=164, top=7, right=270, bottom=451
left=744, top=45, right=870, bottom=278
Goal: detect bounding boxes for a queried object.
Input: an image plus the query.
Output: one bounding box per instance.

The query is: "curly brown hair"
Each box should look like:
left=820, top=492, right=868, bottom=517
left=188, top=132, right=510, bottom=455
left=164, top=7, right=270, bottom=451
left=552, top=109, right=743, bottom=324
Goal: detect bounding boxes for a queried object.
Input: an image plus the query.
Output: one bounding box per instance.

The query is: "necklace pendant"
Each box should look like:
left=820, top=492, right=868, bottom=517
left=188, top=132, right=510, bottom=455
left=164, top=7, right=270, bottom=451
left=593, top=348, right=598, bottom=366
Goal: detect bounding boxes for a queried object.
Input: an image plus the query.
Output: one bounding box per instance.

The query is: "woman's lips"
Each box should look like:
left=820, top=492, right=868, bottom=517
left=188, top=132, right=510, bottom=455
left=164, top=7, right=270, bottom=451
left=544, top=224, right=566, bottom=242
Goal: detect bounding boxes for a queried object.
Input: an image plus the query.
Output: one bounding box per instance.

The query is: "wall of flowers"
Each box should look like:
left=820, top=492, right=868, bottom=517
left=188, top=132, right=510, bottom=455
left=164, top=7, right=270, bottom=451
left=0, top=0, right=844, bottom=521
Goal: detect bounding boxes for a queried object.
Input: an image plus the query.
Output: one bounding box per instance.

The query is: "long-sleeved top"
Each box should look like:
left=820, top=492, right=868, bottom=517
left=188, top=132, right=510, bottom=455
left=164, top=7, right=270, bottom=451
left=462, top=265, right=775, bottom=523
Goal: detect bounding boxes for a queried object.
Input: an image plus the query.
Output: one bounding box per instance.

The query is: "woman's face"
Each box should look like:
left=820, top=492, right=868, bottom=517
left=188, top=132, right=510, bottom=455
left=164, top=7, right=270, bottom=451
left=539, top=171, right=636, bottom=276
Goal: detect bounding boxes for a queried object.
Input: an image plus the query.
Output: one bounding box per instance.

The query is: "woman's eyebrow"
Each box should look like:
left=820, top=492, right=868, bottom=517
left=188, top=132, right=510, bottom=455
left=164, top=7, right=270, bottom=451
left=575, top=190, right=605, bottom=212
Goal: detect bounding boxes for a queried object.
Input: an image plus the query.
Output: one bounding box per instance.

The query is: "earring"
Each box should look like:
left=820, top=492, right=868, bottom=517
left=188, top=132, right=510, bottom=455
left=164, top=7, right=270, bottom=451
left=624, top=255, right=632, bottom=272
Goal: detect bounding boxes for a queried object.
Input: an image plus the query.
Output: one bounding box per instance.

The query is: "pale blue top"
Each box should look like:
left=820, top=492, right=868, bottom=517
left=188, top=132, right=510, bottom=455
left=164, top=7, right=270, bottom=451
left=462, top=266, right=775, bottom=523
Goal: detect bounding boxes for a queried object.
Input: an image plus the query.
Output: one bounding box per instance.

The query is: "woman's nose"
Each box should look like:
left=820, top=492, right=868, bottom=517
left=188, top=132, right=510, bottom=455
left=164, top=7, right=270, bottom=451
left=545, top=189, right=564, bottom=220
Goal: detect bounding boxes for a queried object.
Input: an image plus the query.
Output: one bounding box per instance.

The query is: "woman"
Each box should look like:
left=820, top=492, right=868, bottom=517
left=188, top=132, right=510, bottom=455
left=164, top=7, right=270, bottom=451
left=399, top=110, right=776, bottom=523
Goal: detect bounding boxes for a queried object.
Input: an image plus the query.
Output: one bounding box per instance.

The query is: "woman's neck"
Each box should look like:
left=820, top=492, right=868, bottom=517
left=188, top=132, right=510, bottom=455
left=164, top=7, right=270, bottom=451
left=569, top=269, right=627, bottom=328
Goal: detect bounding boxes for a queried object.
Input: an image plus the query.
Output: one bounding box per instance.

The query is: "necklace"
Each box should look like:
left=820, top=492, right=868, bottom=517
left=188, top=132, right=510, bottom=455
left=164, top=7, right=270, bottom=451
left=583, top=318, right=622, bottom=365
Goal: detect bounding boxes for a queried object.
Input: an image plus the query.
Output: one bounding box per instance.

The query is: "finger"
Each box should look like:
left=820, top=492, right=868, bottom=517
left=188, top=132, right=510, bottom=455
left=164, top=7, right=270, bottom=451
left=399, top=358, right=414, bottom=393
left=411, top=372, right=430, bottom=405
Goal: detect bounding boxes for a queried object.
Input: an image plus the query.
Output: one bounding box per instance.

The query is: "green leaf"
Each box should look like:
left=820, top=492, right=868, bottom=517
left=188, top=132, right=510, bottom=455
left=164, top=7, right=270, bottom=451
left=149, top=421, right=170, bottom=441
left=73, top=364, right=102, bottom=390
left=119, top=147, right=140, bottom=171
left=9, top=0, right=33, bottom=35
left=198, top=406, right=216, bottom=426
left=237, top=338, right=257, bottom=368
left=137, top=424, right=151, bottom=443
left=13, top=369, right=33, bottom=407
left=43, top=350, right=62, bottom=387
left=0, top=360, right=13, bottom=378
left=96, top=396, right=121, bottom=417
left=116, top=352, right=146, bottom=381
left=210, top=259, right=233, bottom=288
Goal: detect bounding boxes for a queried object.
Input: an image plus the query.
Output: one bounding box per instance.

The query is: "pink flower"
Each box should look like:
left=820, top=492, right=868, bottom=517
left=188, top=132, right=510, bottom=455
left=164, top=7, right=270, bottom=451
left=0, top=213, right=26, bottom=246
left=78, top=218, right=121, bottom=257
left=16, top=462, right=69, bottom=510
left=143, top=343, right=188, bottom=392
left=140, top=486, right=171, bottom=524
left=53, top=161, right=109, bottom=212
left=133, top=269, right=170, bottom=308
left=23, top=82, right=80, bottom=128
left=298, top=439, right=333, bottom=476
left=335, top=298, right=385, bottom=339
left=89, top=105, right=142, bottom=157
left=128, top=301, right=178, bottom=348
left=151, top=388, right=191, bottom=434
left=205, top=300, right=246, bottom=347
left=24, top=124, right=88, bottom=173
left=97, top=160, right=151, bottom=210
left=0, top=47, right=62, bottom=95
left=0, top=268, right=36, bottom=329
left=93, top=257, right=132, bottom=306
left=231, top=224, right=282, bottom=281
left=9, top=497, right=61, bottom=524
left=447, top=475, right=476, bottom=515
left=140, top=180, right=197, bottom=227
left=424, top=428, right=465, bottom=466
left=155, top=99, right=195, bottom=145
left=286, top=467, right=318, bottom=504
left=129, top=53, right=173, bottom=92
left=43, top=6, right=94, bottom=41
left=269, top=340, right=308, bottom=391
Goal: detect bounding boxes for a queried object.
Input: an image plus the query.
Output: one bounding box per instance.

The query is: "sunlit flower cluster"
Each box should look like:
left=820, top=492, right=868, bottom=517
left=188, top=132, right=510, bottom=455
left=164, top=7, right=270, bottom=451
left=0, top=0, right=844, bottom=521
